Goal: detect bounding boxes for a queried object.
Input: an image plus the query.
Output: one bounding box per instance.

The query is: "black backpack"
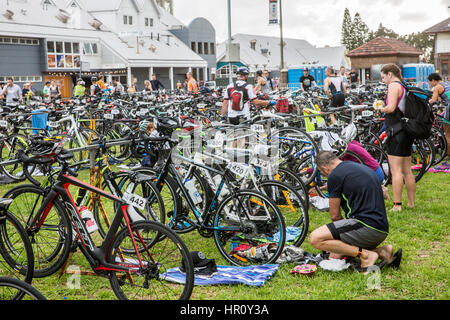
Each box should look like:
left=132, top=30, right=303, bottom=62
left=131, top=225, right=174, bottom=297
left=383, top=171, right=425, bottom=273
left=392, top=82, right=434, bottom=140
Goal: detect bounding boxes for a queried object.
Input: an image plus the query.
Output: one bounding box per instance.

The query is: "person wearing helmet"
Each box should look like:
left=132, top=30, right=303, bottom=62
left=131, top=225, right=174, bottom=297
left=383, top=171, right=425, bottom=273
left=73, top=79, right=86, bottom=98
left=221, top=67, right=275, bottom=124
left=90, top=76, right=101, bottom=96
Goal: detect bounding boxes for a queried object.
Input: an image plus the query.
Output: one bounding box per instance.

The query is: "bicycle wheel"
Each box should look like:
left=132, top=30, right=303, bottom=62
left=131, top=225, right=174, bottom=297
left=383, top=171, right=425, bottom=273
left=0, top=134, right=29, bottom=181
left=258, top=180, right=309, bottom=247
left=0, top=211, right=34, bottom=287
left=213, top=190, right=286, bottom=266
left=3, top=185, right=72, bottom=278
left=108, top=221, right=194, bottom=300
left=430, top=127, right=447, bottom=165
left=0, top=277, right=46, bottom=300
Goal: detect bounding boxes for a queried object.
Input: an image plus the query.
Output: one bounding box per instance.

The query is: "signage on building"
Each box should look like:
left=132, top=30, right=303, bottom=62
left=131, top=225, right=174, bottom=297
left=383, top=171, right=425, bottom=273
left=269, top=0, right=278, bottom=25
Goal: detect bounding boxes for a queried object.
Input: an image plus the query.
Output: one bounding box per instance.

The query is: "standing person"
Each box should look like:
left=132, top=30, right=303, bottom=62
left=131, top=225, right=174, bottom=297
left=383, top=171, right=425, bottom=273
left=376, top=63, right=415, bottom=212
left=221, top=67, right=274, bottom=124
left=176, top=80, right=182, bottom=90
left=256, top=70, right=276, bottom=95
left=144, top=80, right=153, bottom=92
left=42, top=81, right=52, bottom=101
left=150, top=74, right=165, bottom=91
left=73, top=79, right=86, bottom=97
left=22, top=83, right=31, bottom=97
left=186, top=72, right=198, bottom=95
left=0, top=77, right=23, bottom=104
left=49, top=80, right=61, bottom=99
left=29, top=82, right=36, bottom=98
left=113, top=79, right=124, bottom=94
left=97, top=75, right=106, bottom=90
left=339, top=66, right=348, bottom=86
left=300, top=68, right=317, bottom=92
left=428, top=73, right=450, bottom=121
left=349, top=68, right=360, bottom=86
left=324, top=67, right=346, bottom=123
left=127, top=77, right=138, bottom=93
left=309, top=151, right=401, bottom=273
left=90, top=77, right=102, bottom=96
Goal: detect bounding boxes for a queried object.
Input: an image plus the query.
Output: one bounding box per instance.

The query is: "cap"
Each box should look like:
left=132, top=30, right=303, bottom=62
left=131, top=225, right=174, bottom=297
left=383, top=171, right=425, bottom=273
left=180, top=251, right=218, bottom=276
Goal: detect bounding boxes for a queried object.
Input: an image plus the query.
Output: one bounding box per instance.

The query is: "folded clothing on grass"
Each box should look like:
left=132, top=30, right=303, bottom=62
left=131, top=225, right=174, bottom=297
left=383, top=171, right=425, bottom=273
left=161, top=264, right=279, bottom=287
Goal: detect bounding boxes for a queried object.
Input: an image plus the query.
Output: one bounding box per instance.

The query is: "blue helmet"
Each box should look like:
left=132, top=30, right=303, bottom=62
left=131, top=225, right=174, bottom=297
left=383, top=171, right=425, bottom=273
left=236, top=67, right=250, bottom=75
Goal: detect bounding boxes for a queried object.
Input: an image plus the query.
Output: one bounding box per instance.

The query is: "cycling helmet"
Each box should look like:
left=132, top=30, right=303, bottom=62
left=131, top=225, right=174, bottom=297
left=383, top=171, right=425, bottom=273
left=341, top=123, right=357, bottom=143
left=29, top=137, right=64, bottom=157
left=91, top=76, right=98, bottom=82
left=236, top=67, right=250, bottom=75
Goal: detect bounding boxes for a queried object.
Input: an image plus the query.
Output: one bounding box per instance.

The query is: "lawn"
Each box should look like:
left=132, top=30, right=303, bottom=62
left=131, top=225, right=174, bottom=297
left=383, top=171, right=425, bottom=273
left=1, top=167, right=448, bottom=300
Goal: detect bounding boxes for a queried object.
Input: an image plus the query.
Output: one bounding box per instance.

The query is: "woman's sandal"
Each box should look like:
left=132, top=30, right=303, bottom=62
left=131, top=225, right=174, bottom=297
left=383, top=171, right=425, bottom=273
left=387, top=248, right=402, bottom=270
left=390, top=202, right=402, bottom=212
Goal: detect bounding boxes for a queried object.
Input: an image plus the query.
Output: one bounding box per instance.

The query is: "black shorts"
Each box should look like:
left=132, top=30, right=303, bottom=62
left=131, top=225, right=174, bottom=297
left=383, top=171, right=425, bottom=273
left=331, top=93, right=345, bottom=107
left=386, top=130, right=414, bottom=157
left=327, top=219, right=387, bottom=250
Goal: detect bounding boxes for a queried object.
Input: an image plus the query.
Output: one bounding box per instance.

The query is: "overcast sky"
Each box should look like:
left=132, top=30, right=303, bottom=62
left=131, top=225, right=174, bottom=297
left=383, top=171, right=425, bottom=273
left=173, top=0, right=450, bottom=47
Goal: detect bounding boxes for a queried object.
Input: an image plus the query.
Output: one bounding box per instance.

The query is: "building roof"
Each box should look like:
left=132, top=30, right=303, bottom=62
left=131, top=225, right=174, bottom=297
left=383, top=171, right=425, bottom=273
left=217, top=33, right=348, bottom=71
left=346, top=37, right=423, bottom=58
left=423, top=17, right=450, bottom=35
left=0, top=0, right=207, bottom=68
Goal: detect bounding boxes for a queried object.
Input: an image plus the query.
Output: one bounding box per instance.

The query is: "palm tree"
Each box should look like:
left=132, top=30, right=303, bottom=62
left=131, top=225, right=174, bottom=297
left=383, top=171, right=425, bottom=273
left=155, top=0, right=173, bottom=14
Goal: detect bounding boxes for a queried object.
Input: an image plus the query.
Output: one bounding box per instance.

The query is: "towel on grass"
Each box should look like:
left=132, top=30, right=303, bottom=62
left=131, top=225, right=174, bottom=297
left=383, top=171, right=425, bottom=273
left=161, top=264, right=279, bottom=287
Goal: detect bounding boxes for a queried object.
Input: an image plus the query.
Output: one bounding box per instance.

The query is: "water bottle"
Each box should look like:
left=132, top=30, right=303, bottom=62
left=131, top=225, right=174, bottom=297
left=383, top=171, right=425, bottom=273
left=80, top=205, right=98, bottom=234
left=184, top=179, right=202, bottom=205
left=213, top=175, right=229, bottom=199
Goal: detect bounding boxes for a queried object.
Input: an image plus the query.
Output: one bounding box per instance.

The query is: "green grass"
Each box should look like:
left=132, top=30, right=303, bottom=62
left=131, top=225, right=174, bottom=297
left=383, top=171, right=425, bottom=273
left=0, top=167, right=448, bottom=300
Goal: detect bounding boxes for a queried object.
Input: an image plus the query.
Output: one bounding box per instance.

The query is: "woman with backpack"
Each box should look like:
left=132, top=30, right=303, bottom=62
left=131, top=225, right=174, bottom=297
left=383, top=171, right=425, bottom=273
left=376, top=64, right=415, bottom=212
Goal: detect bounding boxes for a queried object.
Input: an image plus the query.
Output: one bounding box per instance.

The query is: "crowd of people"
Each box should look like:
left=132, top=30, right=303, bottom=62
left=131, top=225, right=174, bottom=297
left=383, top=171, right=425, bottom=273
left=0, top=71, right=202, bottom=103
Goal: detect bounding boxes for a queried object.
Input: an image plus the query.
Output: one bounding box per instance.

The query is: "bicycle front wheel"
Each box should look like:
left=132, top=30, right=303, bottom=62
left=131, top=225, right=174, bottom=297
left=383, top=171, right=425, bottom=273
left=0, top=277, right=46, bottom=300
left=108, top=221, right=194, bottom=300
left=213, top=190, right=286, bottom=266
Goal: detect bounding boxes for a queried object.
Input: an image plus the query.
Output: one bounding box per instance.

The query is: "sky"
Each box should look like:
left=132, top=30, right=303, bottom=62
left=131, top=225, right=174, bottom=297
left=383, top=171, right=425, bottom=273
left=172, top=0, right=450, bottom=47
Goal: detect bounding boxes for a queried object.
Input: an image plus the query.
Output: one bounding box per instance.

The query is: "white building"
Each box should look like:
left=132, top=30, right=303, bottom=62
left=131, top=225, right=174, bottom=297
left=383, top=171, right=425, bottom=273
left=216, top=33, right=349, bottom=78
left=0, top=0, right=208, bottom=95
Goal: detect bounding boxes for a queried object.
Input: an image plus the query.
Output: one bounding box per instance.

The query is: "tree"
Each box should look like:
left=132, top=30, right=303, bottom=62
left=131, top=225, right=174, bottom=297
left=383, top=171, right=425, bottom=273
left=341, top=8, right=354, bottom=51
left=400, top=32, right=435, bottom=63
left=155, top=0, right=173, bottom=14
left=368, top=23, right=399, bottom=41
left=352, top=13, right=370, bottom=50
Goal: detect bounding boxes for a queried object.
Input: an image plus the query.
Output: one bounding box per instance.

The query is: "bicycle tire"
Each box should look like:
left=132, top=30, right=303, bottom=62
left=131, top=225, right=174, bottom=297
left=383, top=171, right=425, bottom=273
left=108, top=221, right=194, bottom=300
left=258, top=180, right=309, bottom=247
left=0, top=211, right=34, bottom=288
left=0, top=277, right=46, bottom=300
left=2, top=185, right=72, bottom=278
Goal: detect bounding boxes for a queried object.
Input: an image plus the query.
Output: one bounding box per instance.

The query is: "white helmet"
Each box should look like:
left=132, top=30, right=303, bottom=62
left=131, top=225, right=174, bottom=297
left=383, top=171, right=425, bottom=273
left=341, top=123, right=357, bottom=143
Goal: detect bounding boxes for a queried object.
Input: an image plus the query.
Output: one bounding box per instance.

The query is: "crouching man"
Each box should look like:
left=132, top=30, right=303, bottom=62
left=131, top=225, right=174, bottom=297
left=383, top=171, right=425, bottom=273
left=309, top=151, right=401, bottom=273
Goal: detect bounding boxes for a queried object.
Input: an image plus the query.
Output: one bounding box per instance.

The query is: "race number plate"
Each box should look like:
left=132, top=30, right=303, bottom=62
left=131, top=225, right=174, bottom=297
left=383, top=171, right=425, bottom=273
left=227, top=162, right=249, bottom=178
left=122, top=192, right=147, bottom=211
left=104, top=113, right=114, bottom=120
left=47, top=121, right=59, bottom=128
left=250, top=124, right=265, bottom=133
left=362, top=110, right=373, bottom=117
left=251, top=157, right=270, bottom=169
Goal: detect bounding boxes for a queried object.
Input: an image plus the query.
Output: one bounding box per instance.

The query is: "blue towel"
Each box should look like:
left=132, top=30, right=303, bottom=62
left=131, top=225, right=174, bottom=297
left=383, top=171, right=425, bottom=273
left=31, top=109, right=48, bottom=134
left=162, top=264, right=279, bottom=287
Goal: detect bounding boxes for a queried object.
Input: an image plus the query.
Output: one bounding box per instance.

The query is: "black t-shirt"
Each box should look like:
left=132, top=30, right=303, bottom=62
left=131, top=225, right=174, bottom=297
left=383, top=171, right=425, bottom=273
left=150, top=79, right=165, bottom=90
left=327, top=161, right=389, bottom=233
left=350, top=72, right=359, bottom=83
left=300, top=75, right=315, bottom=90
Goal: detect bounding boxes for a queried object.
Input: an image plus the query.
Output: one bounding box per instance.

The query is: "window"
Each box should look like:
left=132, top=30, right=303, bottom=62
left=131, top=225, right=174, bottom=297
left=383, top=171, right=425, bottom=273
left=82, top=42, right=99, bottom=55
left=210, top=43, right=215, bottom=55
left=191, top=42, right=196, bottom=52
left=128, top=16, right=133, bottom=25
left=0, top=37, right=37, bottom=45
left=145, top=18, right=153, bottom=27
left=0, top=75, right=42, bottom=83
left=204, top=42, right=209, bottom=55
left=217, top=65, right=238, bottom=78
left=46, top=40, right=82, bottom=69
left=123, top=15, right=128, bottom=25
left=197, top=42, right=202, bottom=54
